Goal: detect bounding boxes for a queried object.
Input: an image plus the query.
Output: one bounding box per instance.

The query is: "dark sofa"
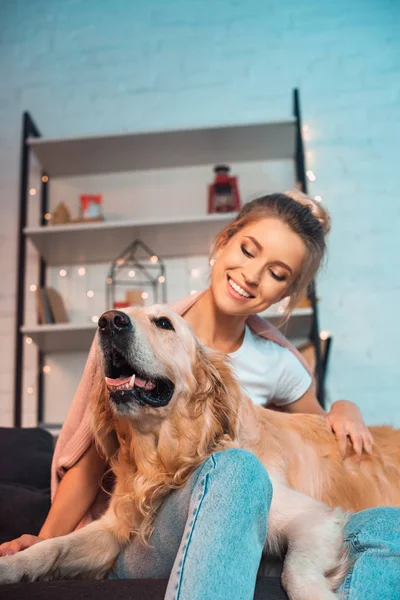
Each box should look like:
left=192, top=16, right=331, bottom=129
left=0, top=427, right=287, bottom=600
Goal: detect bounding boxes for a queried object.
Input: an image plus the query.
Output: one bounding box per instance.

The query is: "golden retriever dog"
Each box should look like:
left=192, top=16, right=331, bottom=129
left=1, top=306, right=400, bottom=599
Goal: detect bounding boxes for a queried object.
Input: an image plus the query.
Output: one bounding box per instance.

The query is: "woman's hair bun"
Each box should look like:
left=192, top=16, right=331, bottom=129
left=284, top=189, right=331, bottom=235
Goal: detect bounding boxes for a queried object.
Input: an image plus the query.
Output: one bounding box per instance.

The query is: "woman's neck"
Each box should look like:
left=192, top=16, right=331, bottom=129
left=183, top=288, right=247, bottom=353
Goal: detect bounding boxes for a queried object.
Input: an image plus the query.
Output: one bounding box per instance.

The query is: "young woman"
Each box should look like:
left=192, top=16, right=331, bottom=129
left=1, top=192, right=399, bottom=600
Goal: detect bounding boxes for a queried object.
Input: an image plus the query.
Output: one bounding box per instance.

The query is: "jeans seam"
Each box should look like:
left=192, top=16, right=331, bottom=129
left=345, top=532, right=365, bottom=554
left=174, top=454, right=215, bottom=600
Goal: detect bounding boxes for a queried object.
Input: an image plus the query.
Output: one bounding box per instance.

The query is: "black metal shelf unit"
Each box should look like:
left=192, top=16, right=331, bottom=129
left=13, top=88, right=331, bottom=428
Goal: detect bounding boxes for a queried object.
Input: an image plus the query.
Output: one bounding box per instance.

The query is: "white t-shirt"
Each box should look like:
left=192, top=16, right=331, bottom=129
left=228, top=325, right=312, bottom=407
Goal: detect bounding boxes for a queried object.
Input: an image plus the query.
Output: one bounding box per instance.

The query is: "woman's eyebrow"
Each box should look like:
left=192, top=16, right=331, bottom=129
left=244, top=236, right=263, bottom=251
left=244, top=236, right=292, bottom=274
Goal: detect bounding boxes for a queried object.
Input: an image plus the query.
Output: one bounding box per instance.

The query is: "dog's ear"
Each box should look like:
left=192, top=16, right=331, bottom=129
left=193, top=344, right=241, bottom=449
left=89, top=345, right=119, bottom=460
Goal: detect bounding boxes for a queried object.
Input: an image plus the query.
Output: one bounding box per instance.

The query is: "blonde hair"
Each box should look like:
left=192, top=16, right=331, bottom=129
left=210, top=190, right=331, bottom=312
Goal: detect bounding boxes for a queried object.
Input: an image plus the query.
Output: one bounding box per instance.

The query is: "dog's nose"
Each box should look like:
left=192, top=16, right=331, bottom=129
left=98, top=310, right=132, bottom=333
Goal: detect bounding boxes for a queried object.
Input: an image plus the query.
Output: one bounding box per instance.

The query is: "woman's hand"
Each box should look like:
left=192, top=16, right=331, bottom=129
left=326, top=400, right=374, bottom=459
left=0, top=534, right=45, bottom=556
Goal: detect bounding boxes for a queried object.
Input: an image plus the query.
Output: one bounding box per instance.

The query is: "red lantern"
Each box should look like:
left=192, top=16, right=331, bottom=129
left=208, top=165, right=241, bottom=214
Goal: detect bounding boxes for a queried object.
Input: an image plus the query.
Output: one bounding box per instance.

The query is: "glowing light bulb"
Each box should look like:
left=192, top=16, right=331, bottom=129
left=41, top=175, right=49, bottom=183
left=314, top=195, right=322, bottom=202
left=158, top=275, right=165, bottom=283
left=59, top=269, right=67, bottom=277
left=106, top=277, right=113, bottom=285
left=91, top=315, right=99, bottom=323
left=27, top=386, right=34, bottom=394
left=87, top=290, right=94, bottom=298
left=320, top=330, right=330, bottom=340
left=129, top=270, right=136, bottom=278
left=306, top=170, right=316, bottom=182
left=190, top=290, right=197, bottom=296
left=44, top=213, right=51, bottom=221
left=30, top=284, right=37, bottom=292
left=43, top=365, right=51, bottom=374
left=141, top=292, right=148, bottom=300
left=29, top=188, right=36, bottom=196
left=26, top=337, right=33, bottom=345
left=78, top=267, right=86, bottom=276
left=190, top=268, right=200, bottom=278
left=150, top=255, right=158, bottom=264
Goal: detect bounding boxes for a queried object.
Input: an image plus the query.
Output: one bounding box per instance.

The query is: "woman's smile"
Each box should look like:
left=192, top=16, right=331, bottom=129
left=226, top=275, right=256, bottom=301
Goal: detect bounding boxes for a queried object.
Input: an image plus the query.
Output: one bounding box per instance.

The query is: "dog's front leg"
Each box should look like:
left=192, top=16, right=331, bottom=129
left=265, top=475, right=350, bottom=600
left=0, top=514, right=123, bottom=583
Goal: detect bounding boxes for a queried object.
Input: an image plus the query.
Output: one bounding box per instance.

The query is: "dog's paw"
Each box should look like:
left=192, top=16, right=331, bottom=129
left=0, top=553, right=28, bottom=583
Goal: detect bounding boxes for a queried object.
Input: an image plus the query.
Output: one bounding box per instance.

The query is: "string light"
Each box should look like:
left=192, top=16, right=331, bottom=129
left=87, top=290, right=94, bottom=298
left=158, top=275, right=165, bottom=283
left=29, top=188, right=36, bottom=196
left=190, top=268, right=200, bottom=278
left=116, top=259, right=124, bottom=266
left=78, top=267, right=86, bottom=276
left=306, top=170, right=316, bottom=182
left=314, top=195, right=322, bottom=202
left=320, top=330, right=330, bottom=340
left=59, top=269, right=67, bottom=277
left=44, top=213, right=51, bottom=221
left=209, top=258, right=215, bottom=267
left=27, top=386, right=34, bottom=395
left=41, top=175, right=49, bottom=183
left=190, top=290, right=197, bottom=295
left=278, top=305, right=286, bottom=314
left=30, top=284, right=37, bottom=292
left=91, top=315, right=99, bottom=323
left=106, top=277, right=113, bottom=285
left=26, top=337, right=33, bottom=345
left=302, top=125, right=309, bottom=133
left=150, top=255, right=158, bottom=264
left=129, top=270, right=136, bottom=278
left=141, top=292, right=148, bottom=300
left=43, top=365, right=51, bottom=374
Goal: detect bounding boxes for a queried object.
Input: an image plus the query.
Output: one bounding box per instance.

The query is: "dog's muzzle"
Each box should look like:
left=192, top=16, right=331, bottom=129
left=98, top=310, right=175, bottom=409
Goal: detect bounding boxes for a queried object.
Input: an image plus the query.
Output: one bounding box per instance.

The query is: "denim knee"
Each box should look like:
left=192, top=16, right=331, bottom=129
left=345, top=507, right=400, bottom=553
left=210, top=448, right=273, bottom=508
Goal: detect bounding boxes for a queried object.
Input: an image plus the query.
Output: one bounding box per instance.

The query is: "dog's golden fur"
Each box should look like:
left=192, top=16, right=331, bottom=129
left=89, top=307, right=400, bottom=548
left=90, top=333, right=242, bottom=544
left=1, top=304, right=399, bottom=598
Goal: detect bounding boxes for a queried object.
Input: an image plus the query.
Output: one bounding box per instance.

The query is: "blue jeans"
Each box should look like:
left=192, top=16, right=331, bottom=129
left=338, top=507, right=400, bottom=600
left=110, top=449, right=400, bottom=599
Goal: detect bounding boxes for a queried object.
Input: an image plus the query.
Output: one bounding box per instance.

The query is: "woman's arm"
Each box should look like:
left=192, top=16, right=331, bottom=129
left=275, top=385, right=374, bottom=457
left=40, top=442, right=107, bottom=538
left=0, top=442, right=107, bottom=556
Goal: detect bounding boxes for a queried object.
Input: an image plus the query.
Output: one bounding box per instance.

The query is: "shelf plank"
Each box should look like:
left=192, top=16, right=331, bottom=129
left=27, top=120, right=296, bottom=177
left=24, top=213, right=236, bottom=266
left=21, top=309, right=311, bottom=353
left=22, top=323, right=96, bottom=353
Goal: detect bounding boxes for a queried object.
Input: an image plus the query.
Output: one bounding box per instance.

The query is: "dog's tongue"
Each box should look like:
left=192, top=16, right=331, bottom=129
left=106, top=376, right=132, bottom=386
left=105, top=375, right=155, bottom=390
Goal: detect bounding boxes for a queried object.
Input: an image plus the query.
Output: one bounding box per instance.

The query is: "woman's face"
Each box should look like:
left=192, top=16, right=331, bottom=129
left=211, top=217, right=308, bottom=316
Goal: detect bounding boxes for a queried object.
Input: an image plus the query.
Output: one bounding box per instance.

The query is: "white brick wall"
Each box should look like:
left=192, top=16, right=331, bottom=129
left=0, top=0, right=399, bottom=427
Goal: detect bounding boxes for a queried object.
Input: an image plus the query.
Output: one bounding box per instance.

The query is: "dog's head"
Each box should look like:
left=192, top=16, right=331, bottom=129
left=91, top=305, right=241, bottom=459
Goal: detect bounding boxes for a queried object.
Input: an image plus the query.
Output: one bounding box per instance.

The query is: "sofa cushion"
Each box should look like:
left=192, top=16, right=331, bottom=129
left=0, top=576, right=288, bottom=599
left=0, top=482, right=50, bottom=543
left=0, top=427, right=53, bottom=490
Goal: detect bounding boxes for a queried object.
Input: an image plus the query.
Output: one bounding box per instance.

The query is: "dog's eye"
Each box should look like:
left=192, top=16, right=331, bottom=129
left=152, top=317, right=175, bottom=331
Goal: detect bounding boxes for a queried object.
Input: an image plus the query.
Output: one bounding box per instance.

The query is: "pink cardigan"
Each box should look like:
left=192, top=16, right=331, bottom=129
left=51, top=291, right=312, bottom=523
